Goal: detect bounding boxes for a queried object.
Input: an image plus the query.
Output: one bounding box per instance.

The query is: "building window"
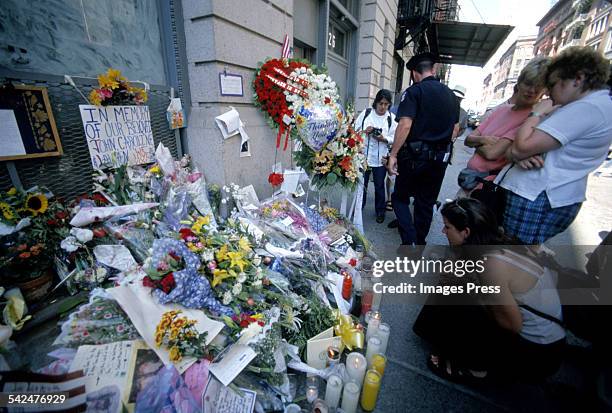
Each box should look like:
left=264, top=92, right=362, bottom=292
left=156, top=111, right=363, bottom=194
left=294, top=41, right=316, bottom=64
left=328, top=24, right=346, bottom=58
left=606, top=31, right=612, bottom=51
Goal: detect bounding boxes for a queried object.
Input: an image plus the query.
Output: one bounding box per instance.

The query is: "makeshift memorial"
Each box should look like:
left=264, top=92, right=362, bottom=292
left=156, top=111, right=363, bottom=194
left=14, top=140, right=389, bottom=410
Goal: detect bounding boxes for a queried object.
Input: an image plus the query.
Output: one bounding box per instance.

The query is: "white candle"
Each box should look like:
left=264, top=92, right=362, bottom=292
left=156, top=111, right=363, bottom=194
left=324, top=374, right=343, bottom=409
left=366, top=311, right=381, bottom=342
left=341, top=381, right=360, bottom=413
left=307, top=387, right=319, bottom=403
left=365, top=336, right=383, bottom=368
left=375, top=322, right=390, bottom=355
left=345, top=352, right=367, bottom=387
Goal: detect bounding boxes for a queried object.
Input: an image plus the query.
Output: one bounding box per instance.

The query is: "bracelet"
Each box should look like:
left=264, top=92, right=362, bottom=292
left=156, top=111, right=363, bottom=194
left=529, top=111, right=542, bottom=118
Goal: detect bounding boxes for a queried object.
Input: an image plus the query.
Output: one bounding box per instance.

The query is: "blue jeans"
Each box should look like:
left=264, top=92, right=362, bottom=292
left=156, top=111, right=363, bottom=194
left=362, top=166, right=387, bottom=217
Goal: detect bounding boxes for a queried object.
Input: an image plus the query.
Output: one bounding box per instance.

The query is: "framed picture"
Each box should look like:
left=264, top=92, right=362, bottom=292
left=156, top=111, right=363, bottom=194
left=0, top=84, right=63, bottom=161
left=219, top=73, right=244, bottom=96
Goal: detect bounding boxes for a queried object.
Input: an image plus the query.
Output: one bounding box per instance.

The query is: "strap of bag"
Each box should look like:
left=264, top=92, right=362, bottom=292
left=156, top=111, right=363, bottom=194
left=361, top=108, right=372, bottom=130
left=387, top=114, right=392, bottom=129
left=518, top=302, right=566, bottom=328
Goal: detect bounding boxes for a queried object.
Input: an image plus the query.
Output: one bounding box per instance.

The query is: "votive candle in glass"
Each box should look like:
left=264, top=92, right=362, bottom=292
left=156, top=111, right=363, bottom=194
left=340, top=381, right=360, bottom=413
left=342, top=271, right=353, bottom=300
left=324, top=373, right=343, bottom=409
left=345, top=352, right=367, bottom=387
left=375, top=322, right=390, bottom=355
left=306, top=376, right=319, bottom=404
left=326, top=346, right=341, bottom=368
left=365, top=311, right=381, bottom=342
left=365, top=336, right=382, bottom=368
left=360, top=369, right=382, bottom=411
left=371, top=353, right=387, bottom=376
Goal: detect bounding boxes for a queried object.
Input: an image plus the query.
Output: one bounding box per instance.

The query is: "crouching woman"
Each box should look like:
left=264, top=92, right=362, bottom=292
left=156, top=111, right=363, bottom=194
left=413, top=198, right=565, bottom=383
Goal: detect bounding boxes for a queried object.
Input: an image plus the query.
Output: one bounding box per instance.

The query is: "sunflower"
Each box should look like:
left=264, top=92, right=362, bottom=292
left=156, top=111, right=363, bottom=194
left=0, top=202, right=16, bottom=221
left=24, top=193, right=48, bottom=216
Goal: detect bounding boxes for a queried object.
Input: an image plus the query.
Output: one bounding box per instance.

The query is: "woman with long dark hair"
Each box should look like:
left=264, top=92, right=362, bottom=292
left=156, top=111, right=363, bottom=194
left=413, top=198, right=566, bottom=383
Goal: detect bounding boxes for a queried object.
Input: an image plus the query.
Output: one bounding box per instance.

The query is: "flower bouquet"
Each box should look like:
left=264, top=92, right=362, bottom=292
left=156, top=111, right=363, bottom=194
left=294, top=109, right=366, bottom=190
left=88, top=68, right=147, bottom=106
left=155, top=310, right=209, bottom=362
left=0, top=188, right=69, bottom=292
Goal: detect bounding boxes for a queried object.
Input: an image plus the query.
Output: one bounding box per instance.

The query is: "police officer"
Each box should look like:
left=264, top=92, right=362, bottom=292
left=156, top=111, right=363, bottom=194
left=387, top=52, right=460, bottom=245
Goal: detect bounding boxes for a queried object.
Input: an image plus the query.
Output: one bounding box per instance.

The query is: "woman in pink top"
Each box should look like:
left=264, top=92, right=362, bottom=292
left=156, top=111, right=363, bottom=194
left=459, top=57, right=550, bottom=193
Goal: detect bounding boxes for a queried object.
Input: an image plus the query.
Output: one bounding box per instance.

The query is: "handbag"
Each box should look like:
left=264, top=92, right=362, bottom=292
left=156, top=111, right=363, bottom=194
left=469, top=164, right=514, bottom=223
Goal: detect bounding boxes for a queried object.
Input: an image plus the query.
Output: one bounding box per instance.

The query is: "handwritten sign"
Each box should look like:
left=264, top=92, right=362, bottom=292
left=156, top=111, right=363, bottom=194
left=79, top=105, right=155, bottom=169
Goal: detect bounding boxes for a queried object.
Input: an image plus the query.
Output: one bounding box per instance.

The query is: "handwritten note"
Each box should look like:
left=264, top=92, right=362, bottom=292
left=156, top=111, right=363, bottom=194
left=79, top=105, right=155, bottom=169
left=208, top=344, right=256, bottom=387
left=202, top=375, right=256, bottom=413
left=70, top=341, right=134, bottom=388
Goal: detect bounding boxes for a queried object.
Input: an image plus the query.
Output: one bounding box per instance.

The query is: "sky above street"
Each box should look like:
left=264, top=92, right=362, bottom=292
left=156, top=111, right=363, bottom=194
left=448, top=0, right=555, bottom=111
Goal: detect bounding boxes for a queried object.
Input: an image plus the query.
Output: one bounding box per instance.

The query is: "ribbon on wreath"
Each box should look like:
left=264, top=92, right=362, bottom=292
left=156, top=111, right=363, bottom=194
left=272, top=67, right=310, bottom=88
left=333, top=310, right=365, bottom=351
left=265, top=74, right=309, bottom=99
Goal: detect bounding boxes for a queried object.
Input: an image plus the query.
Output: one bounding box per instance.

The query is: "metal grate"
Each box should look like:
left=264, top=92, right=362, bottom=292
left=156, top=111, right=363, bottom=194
left=0, top=70, right=180, bottom=199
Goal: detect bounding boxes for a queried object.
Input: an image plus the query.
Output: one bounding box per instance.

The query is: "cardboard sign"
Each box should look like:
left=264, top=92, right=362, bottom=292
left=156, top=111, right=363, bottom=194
left=79, top=105, right=155, bottom=169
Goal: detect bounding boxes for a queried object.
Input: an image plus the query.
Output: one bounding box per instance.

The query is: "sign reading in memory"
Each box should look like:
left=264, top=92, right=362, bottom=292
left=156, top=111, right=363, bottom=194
left=79, top=105, right=155, bottom=169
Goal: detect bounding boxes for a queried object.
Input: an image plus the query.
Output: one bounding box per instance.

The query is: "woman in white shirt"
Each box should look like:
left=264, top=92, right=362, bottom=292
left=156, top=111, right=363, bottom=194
left=354, top=89, right=398, bottom=223
left=500, top=47, right=612, bottom=244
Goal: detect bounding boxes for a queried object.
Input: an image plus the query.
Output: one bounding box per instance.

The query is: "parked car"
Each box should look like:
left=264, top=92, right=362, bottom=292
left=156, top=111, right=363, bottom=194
left=467, top=112, right=480, bottom=129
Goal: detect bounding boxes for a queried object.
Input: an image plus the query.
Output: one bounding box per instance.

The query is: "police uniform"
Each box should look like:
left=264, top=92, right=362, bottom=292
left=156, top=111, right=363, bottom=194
left=393, top=54, right=459, bottom=245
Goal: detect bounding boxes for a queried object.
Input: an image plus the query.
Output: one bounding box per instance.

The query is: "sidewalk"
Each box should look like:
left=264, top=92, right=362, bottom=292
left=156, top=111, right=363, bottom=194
left=361, top=131, right=611, bottom=412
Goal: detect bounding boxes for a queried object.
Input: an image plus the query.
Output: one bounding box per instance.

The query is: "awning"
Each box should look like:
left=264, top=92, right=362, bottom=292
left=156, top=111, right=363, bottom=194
left=427, top=21, right=514, bottom=67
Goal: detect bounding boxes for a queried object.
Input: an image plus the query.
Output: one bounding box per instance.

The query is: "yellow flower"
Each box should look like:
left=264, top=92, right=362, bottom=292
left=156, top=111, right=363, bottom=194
left=251, top=313, right=264, bottom=320
left=170, top=326, right=180, bottom=341
left=192, top=215, right=211, bottom=234
left=106, top=68, right=125, bottom=81
left=0, top=202, right=16, bottom=221
left=24, top=193, right=48, bottom=216
left=227, top=251, right=247, bottom=272
left=89, top=89, right=102, bottom=106
left=7, top=188, right=17, bottom=196
left=238, top=237, right=251, bottom=252
left=98, top=73, right=119, bottom=89
left=169, top=346, right=182, bottom=362
left=216, top=245, right=229, bottom=262
left=149, top=165, right=161, bottom=175
left=154, top=331, right=164, bottom=347
left=212, top=269, right=233, bottom=287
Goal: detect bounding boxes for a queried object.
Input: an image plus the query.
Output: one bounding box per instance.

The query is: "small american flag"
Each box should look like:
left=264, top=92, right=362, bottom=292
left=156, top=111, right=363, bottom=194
left=281, top=34, right=291, bottom=58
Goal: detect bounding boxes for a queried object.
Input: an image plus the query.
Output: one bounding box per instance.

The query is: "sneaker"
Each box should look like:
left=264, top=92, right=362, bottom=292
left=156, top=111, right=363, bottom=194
left=376, top=216, right=385, bottom=224
left=386, top=201, right=393, bottom=211
left=387, top=219, right=399, bottom=228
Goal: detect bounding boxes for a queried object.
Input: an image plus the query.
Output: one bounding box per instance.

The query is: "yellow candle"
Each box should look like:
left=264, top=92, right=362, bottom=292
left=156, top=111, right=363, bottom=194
left=371, top=353, right=386, bottom=376
left=360, top=369, right=381, bottom=411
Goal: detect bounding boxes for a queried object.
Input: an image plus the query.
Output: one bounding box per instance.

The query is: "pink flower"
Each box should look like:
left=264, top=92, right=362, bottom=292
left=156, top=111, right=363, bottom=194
left=187, top=172, right=203, bottom=183
left=100, top=88, right=113, bottom=98
left=207, top=261, right=217, bottom=271
left=116, top=324, right=125, bottom=333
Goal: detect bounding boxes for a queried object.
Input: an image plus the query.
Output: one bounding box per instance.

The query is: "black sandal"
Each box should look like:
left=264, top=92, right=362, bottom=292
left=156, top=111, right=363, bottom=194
left=427, top=354, right=488, bottom=385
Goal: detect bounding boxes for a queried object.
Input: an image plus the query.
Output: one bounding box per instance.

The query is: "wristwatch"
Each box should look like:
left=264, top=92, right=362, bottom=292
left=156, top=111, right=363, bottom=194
left=529, top=111, right=543, bottom=118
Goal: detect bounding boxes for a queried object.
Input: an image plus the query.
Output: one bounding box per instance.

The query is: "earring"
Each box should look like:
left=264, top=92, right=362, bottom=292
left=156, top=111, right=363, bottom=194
left=573, top=81, right=578, bottom=87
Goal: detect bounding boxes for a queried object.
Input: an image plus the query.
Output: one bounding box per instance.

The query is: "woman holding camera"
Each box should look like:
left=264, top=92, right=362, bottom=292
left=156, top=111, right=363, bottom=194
left=355, top=89, right=397, bottom=223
